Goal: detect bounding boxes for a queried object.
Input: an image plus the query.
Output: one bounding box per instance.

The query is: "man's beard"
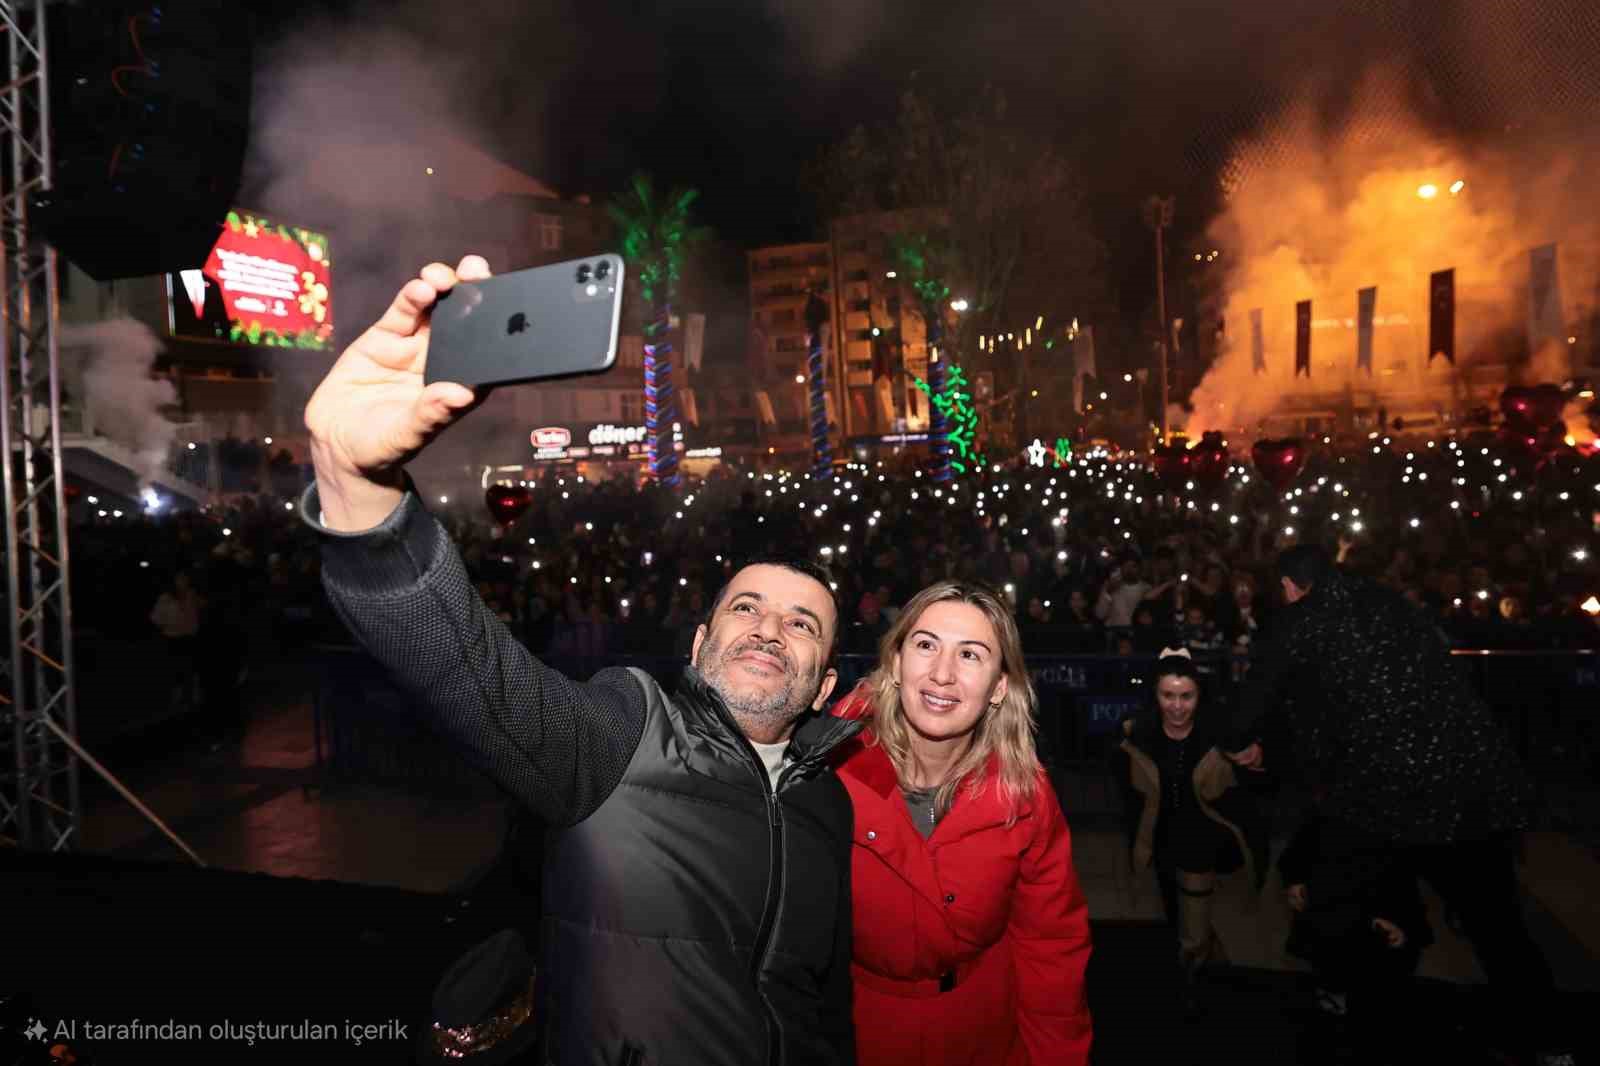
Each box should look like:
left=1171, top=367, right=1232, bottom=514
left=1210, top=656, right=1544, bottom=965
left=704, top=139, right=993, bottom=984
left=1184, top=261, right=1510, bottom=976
left=695, top=629, right=821, bottom=734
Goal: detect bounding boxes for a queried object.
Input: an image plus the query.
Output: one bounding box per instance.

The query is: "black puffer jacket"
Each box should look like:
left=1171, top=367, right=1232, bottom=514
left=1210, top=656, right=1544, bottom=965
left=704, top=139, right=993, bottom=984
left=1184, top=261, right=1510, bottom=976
left=306, top=482, right=862, bottom=1065
left=538, top=667, right=862, bottom=1066
left=1230, top=566, right=1536, bottom=845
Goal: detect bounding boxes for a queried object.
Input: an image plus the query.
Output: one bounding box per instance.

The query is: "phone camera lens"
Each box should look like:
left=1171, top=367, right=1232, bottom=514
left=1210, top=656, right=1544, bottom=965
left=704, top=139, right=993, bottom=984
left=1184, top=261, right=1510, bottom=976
left=576, top=263, right=592, bottom=284
left=595, top=260, right=611, bottom=280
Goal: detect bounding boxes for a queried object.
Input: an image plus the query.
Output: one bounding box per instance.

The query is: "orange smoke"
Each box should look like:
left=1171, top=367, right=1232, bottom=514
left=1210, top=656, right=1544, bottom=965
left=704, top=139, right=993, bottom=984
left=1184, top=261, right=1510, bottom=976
left=1184, top=71, right=1600, bottom=442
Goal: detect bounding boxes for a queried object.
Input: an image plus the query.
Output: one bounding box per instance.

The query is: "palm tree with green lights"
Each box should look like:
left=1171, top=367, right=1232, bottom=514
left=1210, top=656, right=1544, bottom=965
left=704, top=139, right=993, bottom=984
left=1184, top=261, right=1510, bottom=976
left=894, top=231, right=958, bottom=481
left=608, top=173, right=706, bottom=487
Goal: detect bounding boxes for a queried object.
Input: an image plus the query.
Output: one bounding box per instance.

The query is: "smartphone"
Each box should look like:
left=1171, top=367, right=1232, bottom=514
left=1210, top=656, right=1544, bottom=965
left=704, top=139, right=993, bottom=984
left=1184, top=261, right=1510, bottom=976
left=425, top=254, right=625, bottom=389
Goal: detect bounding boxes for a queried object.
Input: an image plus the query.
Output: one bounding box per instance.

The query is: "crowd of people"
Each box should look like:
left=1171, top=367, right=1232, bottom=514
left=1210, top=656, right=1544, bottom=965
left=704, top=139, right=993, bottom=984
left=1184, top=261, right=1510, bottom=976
left=69, top=408, right=1599, bottom=677
left=374, top=434, right=1600, bottom=665
left=60, top=402, right=1598, bottom=748
left=48, top=258, right=1591, bottom=1066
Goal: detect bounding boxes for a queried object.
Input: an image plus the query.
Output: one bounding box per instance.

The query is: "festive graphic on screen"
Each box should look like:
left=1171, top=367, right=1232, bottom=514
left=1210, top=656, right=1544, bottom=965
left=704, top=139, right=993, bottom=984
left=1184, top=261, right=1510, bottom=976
left=169, top=210, right=333, bottom=349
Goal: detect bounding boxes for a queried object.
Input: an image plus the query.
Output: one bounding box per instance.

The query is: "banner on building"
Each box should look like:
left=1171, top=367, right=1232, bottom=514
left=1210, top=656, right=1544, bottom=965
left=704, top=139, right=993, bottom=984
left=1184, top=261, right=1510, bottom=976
left=1071, top=327, right=1097, bottom=413
left=755, top=390, right=776, bottom=426
left=1357, top=287, right=1376, bottom=374
left=1250, top=308, right=1264, bottom=374
left=1429, top=269, right=1455, bottom=364
left=1294, top=300, right=1311, bottom=377
left=684, top=313, right=706, bottom=371
left=680, top=388, right=699, bottom=426
left=875, top=376, right=896, bottom=425
left=1527, top=244, right=1563, bottom=356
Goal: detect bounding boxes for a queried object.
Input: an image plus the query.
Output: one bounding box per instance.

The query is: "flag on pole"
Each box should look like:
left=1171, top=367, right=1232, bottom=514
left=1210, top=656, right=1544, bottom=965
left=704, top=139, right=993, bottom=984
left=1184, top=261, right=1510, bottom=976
left=1527, top=244, right=1562, bottom=355
left=1429, top=269, right=1455, bottom=364
left=1357, top=287, right=1376, bottom=374
left=1250, top=308, right=1264, bottom=374
left=1294, top=300, right=1311, bottom=377
left=683, top=313, right=706, bottom=371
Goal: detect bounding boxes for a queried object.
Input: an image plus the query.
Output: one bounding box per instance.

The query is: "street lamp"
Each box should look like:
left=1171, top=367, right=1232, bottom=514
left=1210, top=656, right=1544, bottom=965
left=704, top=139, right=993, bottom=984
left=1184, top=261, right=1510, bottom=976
left=950, top=298, right=969, bottom=313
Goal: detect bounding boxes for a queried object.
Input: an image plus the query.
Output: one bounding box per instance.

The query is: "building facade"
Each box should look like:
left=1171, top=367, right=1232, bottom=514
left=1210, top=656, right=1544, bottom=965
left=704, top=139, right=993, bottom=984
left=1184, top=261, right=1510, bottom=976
left=746, top=242, right=835, bottom=458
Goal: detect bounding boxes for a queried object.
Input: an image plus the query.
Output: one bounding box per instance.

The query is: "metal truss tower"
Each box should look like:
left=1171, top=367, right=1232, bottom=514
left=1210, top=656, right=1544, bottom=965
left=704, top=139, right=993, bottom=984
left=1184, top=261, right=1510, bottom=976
left=0, top=0, right=79, bottom=852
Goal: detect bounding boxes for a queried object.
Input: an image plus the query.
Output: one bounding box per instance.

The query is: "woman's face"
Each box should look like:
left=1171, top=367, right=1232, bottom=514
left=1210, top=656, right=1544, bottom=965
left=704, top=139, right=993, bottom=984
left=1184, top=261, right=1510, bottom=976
left=892, top=600, right=1009, bottom=745
left=1156, top=674, right=1200, bottom=734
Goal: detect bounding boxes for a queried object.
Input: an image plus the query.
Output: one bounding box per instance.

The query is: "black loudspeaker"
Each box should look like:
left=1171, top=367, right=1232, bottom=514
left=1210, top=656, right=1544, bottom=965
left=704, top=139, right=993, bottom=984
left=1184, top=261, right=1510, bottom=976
left=32, top=1, right=252, bottom=280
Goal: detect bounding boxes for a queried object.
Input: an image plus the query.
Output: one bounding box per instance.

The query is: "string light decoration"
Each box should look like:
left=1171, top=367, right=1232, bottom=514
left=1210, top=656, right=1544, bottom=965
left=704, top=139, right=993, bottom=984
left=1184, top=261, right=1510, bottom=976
left=893, top=232, right=956, bottom=482
left=913, top=363, right=983, bottom=475
left=806, top=291, right=833, bottom=479
left=610, top=174, right=707, bottom=488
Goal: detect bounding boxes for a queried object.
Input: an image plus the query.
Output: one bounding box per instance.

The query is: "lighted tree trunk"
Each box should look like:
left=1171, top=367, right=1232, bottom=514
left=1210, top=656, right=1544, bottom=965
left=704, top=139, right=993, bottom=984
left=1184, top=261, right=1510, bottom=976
left=925, top=308, right=952, bottom=482
left=644, top=300, right=679, bottom=486
left=806, top=291, right=832, bottom=479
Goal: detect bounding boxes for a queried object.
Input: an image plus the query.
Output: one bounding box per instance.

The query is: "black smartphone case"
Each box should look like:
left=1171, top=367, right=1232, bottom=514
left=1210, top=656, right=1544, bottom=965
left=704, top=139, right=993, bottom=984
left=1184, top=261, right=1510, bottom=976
left=424, top=255, right=625, bottom=388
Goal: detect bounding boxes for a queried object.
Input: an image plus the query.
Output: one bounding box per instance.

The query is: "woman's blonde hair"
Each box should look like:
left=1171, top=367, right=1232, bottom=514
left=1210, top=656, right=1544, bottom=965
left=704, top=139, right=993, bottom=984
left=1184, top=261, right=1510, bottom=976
left=866, top=580, right=1041, bottom=823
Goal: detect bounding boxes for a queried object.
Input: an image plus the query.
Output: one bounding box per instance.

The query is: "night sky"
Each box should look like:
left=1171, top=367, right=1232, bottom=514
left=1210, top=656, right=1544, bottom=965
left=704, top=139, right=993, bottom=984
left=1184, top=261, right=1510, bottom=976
left=245, top=0, right=1600, bottom=324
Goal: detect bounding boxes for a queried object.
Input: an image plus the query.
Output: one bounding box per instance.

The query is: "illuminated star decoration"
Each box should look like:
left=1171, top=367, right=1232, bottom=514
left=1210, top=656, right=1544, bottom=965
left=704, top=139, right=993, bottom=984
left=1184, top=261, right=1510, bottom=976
left=1026, top=438, right=1048, bottom=466
left=243, top=219, right=260, bottom=238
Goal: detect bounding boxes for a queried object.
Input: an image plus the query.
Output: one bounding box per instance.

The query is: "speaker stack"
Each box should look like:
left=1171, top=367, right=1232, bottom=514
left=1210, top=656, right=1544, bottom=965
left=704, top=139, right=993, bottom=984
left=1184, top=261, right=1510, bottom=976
left=32, top=0, right=253, bottom=280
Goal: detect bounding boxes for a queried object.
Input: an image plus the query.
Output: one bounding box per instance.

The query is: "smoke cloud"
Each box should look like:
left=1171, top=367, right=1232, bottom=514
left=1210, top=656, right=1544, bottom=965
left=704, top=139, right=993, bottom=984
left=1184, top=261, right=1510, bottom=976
left=764, top=0, right=891, bottom=76
left=61, top=318, right=180, bottom=487
left=1183, top=63, right=1600, bottom=442
left=242, top=0, right=583, bottom=493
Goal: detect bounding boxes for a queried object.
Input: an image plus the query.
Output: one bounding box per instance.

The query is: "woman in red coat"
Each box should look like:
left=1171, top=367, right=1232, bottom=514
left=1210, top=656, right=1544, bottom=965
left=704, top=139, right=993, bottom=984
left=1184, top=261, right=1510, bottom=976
left=830, top=579, right=1093, bottom=1065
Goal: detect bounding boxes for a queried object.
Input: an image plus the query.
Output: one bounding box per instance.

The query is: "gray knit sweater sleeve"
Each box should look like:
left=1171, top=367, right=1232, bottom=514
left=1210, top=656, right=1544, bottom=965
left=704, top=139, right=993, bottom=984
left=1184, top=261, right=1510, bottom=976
left=301, top=480, right=646, bottom=826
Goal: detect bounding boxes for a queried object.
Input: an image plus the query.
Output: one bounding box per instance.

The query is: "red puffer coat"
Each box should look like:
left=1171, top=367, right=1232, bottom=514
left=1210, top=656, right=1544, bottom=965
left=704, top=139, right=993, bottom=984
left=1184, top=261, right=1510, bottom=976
left=830, top=691, right=1094, bottom=1065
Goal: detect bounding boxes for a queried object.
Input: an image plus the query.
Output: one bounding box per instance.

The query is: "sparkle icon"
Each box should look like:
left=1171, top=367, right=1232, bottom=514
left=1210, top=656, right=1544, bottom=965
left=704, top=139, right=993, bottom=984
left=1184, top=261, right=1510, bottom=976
left=24, top=1018, right=47, bottom=1041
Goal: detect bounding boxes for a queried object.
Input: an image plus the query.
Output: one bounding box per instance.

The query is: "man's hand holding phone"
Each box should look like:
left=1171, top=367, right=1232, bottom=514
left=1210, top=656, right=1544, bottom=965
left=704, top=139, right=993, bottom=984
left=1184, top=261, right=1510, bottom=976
left=305, top=257, right=490, bottom=531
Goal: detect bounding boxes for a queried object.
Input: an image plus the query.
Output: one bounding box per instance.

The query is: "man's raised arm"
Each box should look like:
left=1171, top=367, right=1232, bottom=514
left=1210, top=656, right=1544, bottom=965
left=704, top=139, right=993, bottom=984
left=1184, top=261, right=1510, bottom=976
left=301, top=257, right=646, bottom=825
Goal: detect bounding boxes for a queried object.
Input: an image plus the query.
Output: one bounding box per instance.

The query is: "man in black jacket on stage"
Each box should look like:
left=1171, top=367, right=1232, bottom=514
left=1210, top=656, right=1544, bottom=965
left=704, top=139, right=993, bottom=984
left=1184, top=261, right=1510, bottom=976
left=1225, top=545, right=1570, bottom=1066
left=301, top=256, right=861, bottom=1065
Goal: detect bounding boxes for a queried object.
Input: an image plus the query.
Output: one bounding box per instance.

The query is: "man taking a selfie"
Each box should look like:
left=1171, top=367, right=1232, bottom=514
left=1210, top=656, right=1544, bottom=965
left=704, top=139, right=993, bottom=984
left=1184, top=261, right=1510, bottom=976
left=301, top=256, right=861, bottom=1065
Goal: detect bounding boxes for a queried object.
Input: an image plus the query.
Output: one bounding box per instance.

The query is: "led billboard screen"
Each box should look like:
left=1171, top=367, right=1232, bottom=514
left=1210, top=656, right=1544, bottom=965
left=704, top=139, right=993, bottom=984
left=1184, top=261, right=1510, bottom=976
left=168, top=210, right=333, bottom=349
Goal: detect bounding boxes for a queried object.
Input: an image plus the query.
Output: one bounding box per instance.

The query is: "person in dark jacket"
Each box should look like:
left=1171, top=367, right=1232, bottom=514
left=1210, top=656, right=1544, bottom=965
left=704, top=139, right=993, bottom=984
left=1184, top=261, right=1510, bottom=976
left=1116, top=650, right=1271, bottom=982
left=301, top=256, right=862, bottom=1066
left=1226, top=545, right=1568, bottom=1065
left=1278, top=811, right=1432, bottom=1047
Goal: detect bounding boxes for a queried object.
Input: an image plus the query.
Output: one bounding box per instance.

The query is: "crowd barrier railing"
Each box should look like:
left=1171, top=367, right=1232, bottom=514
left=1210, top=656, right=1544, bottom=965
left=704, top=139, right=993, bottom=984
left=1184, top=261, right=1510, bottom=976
left=309, top=643, right=1596, bottom=838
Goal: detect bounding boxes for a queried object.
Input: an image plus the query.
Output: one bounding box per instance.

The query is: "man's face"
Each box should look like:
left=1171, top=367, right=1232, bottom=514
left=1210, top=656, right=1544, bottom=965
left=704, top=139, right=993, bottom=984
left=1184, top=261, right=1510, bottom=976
left=692, top=565, right=838, bottom=742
